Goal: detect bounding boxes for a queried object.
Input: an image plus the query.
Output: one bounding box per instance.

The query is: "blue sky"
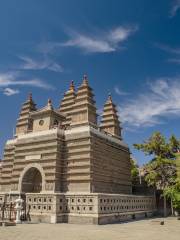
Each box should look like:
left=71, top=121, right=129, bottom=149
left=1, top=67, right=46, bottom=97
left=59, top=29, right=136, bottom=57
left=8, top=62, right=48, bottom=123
left=0, top=0, right=180, bottom=165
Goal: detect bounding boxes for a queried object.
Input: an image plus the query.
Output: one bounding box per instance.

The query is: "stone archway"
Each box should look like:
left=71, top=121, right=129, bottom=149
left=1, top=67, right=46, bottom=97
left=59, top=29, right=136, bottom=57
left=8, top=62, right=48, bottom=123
left=22, top=167, right=42, bottom=193
left=19, top=163, right=45, bottom=193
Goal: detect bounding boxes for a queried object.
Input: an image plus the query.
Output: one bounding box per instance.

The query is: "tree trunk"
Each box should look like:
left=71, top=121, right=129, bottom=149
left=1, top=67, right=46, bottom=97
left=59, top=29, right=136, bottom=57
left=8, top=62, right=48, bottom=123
left=170, top=198, right=174, bottom=216
left=164, top=195, right=167, bottom=217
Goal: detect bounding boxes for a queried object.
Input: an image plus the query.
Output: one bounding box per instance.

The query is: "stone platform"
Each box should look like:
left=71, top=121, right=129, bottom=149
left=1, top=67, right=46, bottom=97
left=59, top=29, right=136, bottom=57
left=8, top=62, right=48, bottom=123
left=16, top=192, right=156, bottom=224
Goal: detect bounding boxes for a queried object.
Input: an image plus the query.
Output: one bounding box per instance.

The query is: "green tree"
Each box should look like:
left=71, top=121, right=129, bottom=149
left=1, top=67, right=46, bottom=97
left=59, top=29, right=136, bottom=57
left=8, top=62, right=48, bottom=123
left=169, top=135, right=180, bottom=154
left=164, top=179, right=180, bottom=215
left=134, top=132, right=179, bottom=217
left=130, top=158, right=139, bottom=180
left=164, top=153, right=180, bottom=215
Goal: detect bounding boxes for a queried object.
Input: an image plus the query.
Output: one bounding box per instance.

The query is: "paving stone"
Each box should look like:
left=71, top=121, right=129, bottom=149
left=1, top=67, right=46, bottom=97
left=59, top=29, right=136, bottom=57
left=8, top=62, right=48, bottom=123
left=0, top=217, right=179, bottom=240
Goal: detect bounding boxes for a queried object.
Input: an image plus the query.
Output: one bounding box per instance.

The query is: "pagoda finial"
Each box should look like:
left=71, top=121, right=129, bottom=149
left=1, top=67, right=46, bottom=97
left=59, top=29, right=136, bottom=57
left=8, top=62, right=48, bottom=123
left=69, top=80, right=75, bottom=91
left=108, top=92, right=112, bottom=102
left=46, top=98, right=53, bottom=110
left=28, top=92, right=32, bottom=101
left=48, top=98, right=52, bottom=106
left=82, top=74, right=88, bottom=85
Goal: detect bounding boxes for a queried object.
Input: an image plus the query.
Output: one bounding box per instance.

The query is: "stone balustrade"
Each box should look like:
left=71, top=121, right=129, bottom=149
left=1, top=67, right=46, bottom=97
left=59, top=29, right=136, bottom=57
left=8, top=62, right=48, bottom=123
left=23, top=193, right=156, bottom=224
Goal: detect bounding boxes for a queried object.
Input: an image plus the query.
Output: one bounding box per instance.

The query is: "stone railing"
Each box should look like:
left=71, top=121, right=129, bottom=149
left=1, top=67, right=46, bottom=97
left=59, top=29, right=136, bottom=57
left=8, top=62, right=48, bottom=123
left=97, top=194, right=155, bottom=215
left=25, top=193, right=155, bottom=216
left=0, top=192, right=156, bottom=224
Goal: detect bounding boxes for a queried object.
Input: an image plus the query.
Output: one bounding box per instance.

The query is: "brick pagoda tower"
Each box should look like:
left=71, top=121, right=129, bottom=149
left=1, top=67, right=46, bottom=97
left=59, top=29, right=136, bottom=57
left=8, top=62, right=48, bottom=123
left=0, top=75, right=155, bottom=224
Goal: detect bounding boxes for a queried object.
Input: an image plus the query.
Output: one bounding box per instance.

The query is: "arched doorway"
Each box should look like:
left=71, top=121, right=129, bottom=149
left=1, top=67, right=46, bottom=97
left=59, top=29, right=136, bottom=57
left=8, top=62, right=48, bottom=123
left=21, top=167, right=42, bottom=193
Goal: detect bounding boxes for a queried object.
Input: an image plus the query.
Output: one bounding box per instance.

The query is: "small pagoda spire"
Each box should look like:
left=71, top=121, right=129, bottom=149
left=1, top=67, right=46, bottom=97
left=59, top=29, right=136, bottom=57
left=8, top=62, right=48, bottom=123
left=28, top=92, right=32, bottom=101
left=48, top=98, right=51, bottom=104
left=69, top=80, right=75, bottom=91
left=47, top=98, right=53, bottom=110
left=71, top=74, right=97, bottom=127
left=100, top=94, right=122, bottom=139
left=16, top=93, right=37, bottom=136
left=59, top=80, right=76, bottom=127
left=108, top=92, right=112, bottom=102
left=82, top=74, right=88, bottom=85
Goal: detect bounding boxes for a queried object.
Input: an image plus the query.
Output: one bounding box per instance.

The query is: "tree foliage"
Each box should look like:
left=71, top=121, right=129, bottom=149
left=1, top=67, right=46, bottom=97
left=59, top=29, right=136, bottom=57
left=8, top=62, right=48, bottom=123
left=164, top=179, right=180, bottom=210
left=134, top=132, right=178, bottom=160
left=130, top=158, right=139, bottom=179
left=144, top=157, right=176, bottom=190
left=134, top=132, right=180, bottom=212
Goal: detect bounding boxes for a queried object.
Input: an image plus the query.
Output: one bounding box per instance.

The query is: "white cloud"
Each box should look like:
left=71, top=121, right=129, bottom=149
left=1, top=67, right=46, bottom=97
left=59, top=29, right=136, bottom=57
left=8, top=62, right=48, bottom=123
left=18, top=56, right=63, bottom=72
left=114, top=86, right=129, bottom=96
left=63, top=26, right=138, bottom=53
left=156, top=43, right=180, bottom=55
left=3, top=88, right=20, bottom=96
left=0, top=72, right=53, bottom=90
left=63, top=34, right=115, bottom=53
left=119, top=78, right=180, bottom=128
left=43, top=25, right=138, bottom=54
left=170, top=0, right=180, bottom=17
left=156, top=43, right=180, bottom=65
left=108, top=26, right=137, bottom=44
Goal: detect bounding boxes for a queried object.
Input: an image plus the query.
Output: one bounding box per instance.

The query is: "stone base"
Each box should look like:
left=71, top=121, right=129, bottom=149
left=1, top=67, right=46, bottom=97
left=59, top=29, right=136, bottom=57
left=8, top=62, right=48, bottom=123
left=28, top=214, right=52, bottom=223
left=28, top=211, right=155, bottom=225
left=0, top=192, right=156, bottom=224
left=0, top=221, right=16, bottom=227
left=62, top=214, right=98, bottom=224
left=21, top=192, right=156, bottom=224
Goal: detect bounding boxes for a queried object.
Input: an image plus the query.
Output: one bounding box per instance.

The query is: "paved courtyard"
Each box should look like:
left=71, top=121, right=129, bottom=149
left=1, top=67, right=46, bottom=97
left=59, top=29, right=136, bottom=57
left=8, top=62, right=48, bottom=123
left=0, top=217, right=179, bottom=240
